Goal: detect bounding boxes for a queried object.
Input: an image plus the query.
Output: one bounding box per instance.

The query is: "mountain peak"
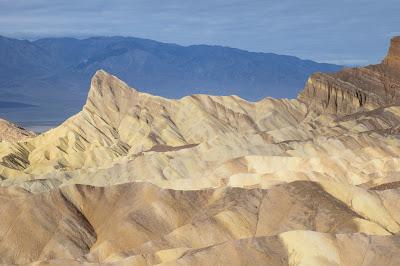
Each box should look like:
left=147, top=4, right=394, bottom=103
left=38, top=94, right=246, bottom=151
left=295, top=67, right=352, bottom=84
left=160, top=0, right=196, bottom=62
left=383, top=36, right=400, bottom=68
left=84, top=70, right=140, bottom=127
left=88, top=69, right=136, bottom=100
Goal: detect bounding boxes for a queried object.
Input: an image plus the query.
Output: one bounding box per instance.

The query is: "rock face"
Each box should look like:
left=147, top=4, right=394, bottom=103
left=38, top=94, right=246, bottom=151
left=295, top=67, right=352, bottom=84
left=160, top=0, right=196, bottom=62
left=1, top=38, right=400, bottom=265
left=0, top=118, right=35, bottom=142
left=299, top=36, right=400, bottom=115
left=384, top=36, right=400, bottom=68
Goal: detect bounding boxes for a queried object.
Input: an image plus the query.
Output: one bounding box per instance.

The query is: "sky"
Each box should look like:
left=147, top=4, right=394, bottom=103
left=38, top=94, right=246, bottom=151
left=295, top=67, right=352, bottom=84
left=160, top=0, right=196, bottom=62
left=0, top=0, right=399, bottom=65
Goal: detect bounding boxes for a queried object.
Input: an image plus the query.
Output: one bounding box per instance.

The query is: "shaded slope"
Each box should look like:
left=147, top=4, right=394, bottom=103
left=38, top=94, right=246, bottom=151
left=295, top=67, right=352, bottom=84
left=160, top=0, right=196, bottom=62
left=299, top=36, right=400, bottom=115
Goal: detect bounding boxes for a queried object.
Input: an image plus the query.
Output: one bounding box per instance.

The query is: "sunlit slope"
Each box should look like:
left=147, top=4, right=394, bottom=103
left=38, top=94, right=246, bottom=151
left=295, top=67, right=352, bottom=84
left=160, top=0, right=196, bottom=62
left=0, top=118, right=35, bottom=142
left=1, top=37, right=400, bottom=265
left=2, top=182, right=400, bottom=265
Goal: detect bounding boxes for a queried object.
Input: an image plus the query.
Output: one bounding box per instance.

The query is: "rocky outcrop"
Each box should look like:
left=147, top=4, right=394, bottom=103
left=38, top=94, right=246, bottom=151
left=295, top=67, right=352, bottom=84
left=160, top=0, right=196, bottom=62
left=0, top=118, right=35, bottom=142
left=299, top=36, right=400, bottom=115
left=298, top=72, right=379, bottom=115
left=383, top=36, right=400, bottom=68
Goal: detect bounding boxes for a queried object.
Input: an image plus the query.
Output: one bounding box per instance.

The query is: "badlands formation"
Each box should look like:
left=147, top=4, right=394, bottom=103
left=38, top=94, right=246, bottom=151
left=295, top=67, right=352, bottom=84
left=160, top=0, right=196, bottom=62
left=0, top=118, right=35, bottom=142
left=0, top=37, right=400, bottom=265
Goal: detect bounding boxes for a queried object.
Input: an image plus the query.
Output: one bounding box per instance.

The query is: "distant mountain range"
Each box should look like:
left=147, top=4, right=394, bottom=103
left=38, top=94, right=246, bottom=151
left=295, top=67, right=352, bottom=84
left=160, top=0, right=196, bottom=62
left=0, top=35, right=341, bottom=124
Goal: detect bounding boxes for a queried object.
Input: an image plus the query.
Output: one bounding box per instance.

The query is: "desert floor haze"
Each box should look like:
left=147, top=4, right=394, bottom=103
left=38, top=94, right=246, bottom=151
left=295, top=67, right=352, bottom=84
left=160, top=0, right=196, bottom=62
left=0, top=37, right=399, bottom=265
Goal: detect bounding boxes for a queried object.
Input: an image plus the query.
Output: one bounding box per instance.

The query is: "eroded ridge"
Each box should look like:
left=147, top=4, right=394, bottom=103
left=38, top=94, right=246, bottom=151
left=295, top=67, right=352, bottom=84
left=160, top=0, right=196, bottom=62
left=1, top=37, right=400, bottom=265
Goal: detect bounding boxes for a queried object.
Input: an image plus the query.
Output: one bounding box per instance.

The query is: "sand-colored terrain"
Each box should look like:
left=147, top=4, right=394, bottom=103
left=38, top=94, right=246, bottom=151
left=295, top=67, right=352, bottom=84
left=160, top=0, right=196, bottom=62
left=0, top=37, right=400, bottom=265
left=0, top=118, right=35, bottom=142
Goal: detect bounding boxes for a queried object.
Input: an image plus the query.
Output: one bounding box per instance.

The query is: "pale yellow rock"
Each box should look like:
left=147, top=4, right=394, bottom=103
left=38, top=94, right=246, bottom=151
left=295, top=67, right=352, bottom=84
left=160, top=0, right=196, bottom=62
left=1, top=39, right=400, bottom=264
left=0, top=118, right=35, bottom=142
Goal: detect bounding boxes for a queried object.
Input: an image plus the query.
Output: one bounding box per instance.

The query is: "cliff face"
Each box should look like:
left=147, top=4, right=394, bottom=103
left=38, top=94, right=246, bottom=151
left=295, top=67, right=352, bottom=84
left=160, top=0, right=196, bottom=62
left=384, top=36, right=400, bottom=68
left=299, top=36, right=400, bottom=115
left=298, top=72, right=380, bottom=115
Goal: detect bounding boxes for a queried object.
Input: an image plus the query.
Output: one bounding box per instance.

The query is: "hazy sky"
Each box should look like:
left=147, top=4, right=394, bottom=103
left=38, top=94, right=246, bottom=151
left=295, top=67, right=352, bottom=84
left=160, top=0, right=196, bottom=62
left=0, top=0, right=399, bottom=65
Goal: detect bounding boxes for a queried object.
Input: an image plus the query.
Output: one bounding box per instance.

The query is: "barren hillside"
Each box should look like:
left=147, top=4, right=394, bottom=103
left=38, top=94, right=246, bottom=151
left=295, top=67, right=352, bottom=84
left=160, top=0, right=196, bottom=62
left=0, top=37, right=400, bottom=265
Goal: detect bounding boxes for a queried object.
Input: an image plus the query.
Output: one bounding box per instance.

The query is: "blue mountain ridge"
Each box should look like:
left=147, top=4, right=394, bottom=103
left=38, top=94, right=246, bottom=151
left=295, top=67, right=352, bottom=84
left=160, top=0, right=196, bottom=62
left=0, top=35, right=342, bottom=125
